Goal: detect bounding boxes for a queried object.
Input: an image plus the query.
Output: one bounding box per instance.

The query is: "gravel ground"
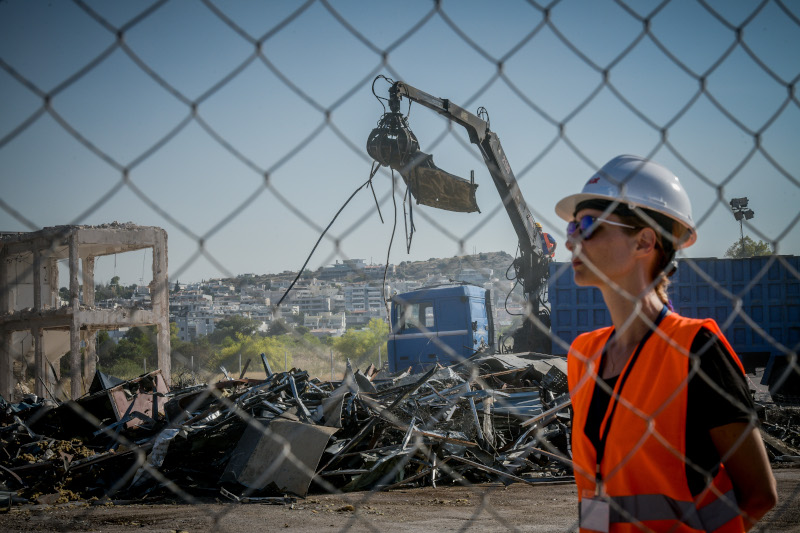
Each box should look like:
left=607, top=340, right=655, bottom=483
left=0, top=467, right=798, bottom=533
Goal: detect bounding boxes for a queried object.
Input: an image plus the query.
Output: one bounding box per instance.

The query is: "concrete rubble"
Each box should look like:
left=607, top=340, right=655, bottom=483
left=0, top=354, right=574, bottom=507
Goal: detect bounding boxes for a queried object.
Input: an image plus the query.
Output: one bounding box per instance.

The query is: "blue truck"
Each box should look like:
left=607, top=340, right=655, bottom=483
left=387, top=284, right=495, bottom=373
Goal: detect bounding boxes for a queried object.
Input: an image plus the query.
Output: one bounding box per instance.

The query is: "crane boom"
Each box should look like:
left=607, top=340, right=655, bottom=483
left=369, top=80, right=552, bottom=353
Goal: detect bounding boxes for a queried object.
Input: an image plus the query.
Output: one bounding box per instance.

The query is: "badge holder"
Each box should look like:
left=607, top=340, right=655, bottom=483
left=580, top=490, right=609, bottom=533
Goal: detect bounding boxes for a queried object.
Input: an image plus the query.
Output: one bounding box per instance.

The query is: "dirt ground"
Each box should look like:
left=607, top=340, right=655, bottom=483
left=0, top=467, right=798, bottom=533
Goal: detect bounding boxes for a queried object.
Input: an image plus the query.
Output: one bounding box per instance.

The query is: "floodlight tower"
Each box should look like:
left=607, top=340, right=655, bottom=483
left=729, top=197, right=755, bottom=257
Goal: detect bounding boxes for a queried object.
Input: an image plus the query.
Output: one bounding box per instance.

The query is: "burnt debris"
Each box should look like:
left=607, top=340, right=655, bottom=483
left=0, top=354, right=576, bottom=506
left=4, top=354, right=795, bottom=508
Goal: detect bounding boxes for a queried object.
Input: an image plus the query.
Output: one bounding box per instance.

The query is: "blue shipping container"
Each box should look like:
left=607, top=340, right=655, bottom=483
left=548, top=256, right=800, bottom=376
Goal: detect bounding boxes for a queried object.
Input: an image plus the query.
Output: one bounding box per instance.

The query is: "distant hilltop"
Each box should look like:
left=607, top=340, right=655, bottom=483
left=220, top=251, right=516, bottom=286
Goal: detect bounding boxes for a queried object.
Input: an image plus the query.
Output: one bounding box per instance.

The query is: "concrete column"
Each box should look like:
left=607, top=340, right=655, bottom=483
left=82, top=256, right=95, bottom=306
left=33, top=249, right=45, bottom=398
left=0, top=333, right=11, bottom=400
left=47, top=257, right=59, bottom=308
left=69, top=232, right=81, bottom=399
left=81, top=256, right=96, bottom=389
left=83, top=328, right=96, bottom=388
left=152, top=230, right=171, bottom=386
left=0, top=247, right=12, bottom=399
left=33, top=326, right=45, bottom=399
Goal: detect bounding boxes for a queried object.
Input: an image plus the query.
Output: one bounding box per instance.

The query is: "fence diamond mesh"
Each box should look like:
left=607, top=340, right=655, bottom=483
left=1, top=0, right=799, bottom=531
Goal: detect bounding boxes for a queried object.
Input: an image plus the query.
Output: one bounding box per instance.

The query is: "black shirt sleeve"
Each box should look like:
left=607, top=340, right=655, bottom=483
left=685, top=327, right=756, bottom=496
left=687, top=327, right=755, bottom=430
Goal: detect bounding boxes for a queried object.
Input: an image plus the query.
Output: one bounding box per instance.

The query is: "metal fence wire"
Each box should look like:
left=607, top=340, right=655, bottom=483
left=1, top=0, right=799, bottom=531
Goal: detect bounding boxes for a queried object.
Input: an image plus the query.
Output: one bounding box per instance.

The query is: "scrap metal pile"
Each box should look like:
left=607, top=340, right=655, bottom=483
left=760, top=405, right=800, bottom=464
left=0, top=354, right=572, bottom=506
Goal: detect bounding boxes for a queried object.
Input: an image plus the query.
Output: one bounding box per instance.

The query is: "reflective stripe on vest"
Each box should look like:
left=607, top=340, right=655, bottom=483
left=607, top=489, right=740, bottom=531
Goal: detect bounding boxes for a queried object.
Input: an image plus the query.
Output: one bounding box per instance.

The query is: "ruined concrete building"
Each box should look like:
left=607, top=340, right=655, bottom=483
left=0, top=224, right=170, bottom=400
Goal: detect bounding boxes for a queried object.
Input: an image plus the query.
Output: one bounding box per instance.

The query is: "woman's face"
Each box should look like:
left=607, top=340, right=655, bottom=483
left=565, top=208, right=641, bottom=287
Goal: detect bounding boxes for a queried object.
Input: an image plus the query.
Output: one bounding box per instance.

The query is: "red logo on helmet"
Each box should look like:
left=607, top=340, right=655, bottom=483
left=587, top=176, right=601, bottom=184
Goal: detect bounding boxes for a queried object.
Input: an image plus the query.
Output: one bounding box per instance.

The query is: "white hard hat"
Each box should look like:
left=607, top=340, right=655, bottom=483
left=555, top=154, right=697, bottom=248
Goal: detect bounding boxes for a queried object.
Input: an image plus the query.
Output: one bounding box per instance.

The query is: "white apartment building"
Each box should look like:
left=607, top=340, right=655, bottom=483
left=207, top=281, right=235, bottom=294
left=240, top=303, right=273, bottom=322
left=290, top=294, right=331, bottom=314
left=174, top=307, right=219, bottom=342
left=131, top=285, right=151, bottom=306
left=331, top=294, right=346, bottom=313
left=343, top=283, right=384, bottom=312
left=386, top=279, right=423, bottom=296
left=320, top=259, right=367, bottom=280
left=169, top=290, right=212, bottom=315
left=346, top=308, right=387, bottom=327
left=304, top=312, right=346, bottom=335
left=240, top=284, right=270, bottom=305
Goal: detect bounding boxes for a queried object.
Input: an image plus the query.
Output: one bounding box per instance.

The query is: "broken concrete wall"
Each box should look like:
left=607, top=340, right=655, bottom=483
left=0, top=224, right=171, bottom=400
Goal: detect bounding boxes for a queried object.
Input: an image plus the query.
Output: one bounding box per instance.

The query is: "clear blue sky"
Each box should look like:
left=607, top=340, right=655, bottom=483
left=1, top=0, right=798, bottom=286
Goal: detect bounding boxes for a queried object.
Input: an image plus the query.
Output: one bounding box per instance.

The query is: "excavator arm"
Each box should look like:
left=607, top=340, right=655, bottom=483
left=368, top=80, right=552, bottom=353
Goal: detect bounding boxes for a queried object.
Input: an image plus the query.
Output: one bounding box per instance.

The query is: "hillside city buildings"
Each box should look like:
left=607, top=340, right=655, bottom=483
left=91, top=258, right=519, bottom=344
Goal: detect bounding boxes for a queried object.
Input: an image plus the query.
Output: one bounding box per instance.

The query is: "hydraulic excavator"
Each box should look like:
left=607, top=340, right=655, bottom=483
left=366, top=79, right=555, bottom=371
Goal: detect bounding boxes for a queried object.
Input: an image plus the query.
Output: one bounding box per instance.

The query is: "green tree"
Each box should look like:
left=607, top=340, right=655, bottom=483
left=333, top=318, right=389, bottom=368
left=172, top=335, right=213, bottom=374
left=106, top=358, right=146, bottom=380
left=96, top=330, right=117, bottom=361
left=724, top=236, right=773, bottom=258
left=208, top=316, right=261, bottom=344
left=168, top=322, right=189, bottom=360
left=267, top=319, right=291, bottom=337
left=209, top=333, right=286, bottom=374
left=119, top=283, right=136, bottom=299
left=94, top=282, right=115, bottom=302
left=100, top=325, right=157, bottom=371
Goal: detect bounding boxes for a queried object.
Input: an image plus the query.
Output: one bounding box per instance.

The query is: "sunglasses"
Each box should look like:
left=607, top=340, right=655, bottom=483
left=567, top=214, right=637, bottom=241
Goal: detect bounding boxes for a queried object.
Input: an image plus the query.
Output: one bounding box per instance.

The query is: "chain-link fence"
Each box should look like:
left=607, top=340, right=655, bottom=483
left=1, top=0, right=799, bottom=531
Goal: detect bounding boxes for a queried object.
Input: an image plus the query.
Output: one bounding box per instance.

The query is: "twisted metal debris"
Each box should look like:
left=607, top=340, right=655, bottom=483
left=0, top=354, right=573, bottom=507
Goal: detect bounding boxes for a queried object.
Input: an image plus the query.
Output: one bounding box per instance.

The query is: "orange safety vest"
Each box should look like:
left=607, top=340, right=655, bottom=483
left=568, top=312, right=747, bottom=532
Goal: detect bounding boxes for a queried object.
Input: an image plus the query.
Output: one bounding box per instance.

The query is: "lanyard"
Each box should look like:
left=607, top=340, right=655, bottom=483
left=593, top=305, right=668, bottom=494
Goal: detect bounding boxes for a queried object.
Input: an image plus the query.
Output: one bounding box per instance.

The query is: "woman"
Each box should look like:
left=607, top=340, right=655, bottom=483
left=556, top=155, right=777, bottom=532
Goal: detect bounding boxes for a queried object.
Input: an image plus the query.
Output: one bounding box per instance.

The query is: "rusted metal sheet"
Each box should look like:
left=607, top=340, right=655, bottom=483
left=107, top=370, right=169, bottom=429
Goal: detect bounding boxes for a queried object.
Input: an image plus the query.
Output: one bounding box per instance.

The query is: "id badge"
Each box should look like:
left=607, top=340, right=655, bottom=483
left=580, top=497, right=610, bottom=533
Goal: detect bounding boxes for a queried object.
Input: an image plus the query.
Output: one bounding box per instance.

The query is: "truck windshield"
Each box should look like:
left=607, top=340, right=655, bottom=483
left=400, top=302, right=435, bottom=330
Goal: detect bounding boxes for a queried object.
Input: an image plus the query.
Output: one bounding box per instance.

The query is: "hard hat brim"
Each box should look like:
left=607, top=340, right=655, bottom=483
left=555, top=192, right=616, bottom=222
left=555, top=192, right=697, bottom=249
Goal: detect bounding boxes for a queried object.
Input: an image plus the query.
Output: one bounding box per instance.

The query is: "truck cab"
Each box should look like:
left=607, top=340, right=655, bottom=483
left=388, top=284, right=494, bottom=373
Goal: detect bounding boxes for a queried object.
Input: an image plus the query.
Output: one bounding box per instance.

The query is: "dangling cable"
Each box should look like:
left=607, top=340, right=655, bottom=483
left=408, top=190, right=416, bottom=247
left=369, top=173, right=384, bottom=224
left=371, top=75, right=394, bottom=113
left=403, top=186, right=416, bottom=253
left=504, top=245, right=523, bottom=316
left=276, top=163, right=381, bottom=308
left=382, top=169, right=399, bottom=324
